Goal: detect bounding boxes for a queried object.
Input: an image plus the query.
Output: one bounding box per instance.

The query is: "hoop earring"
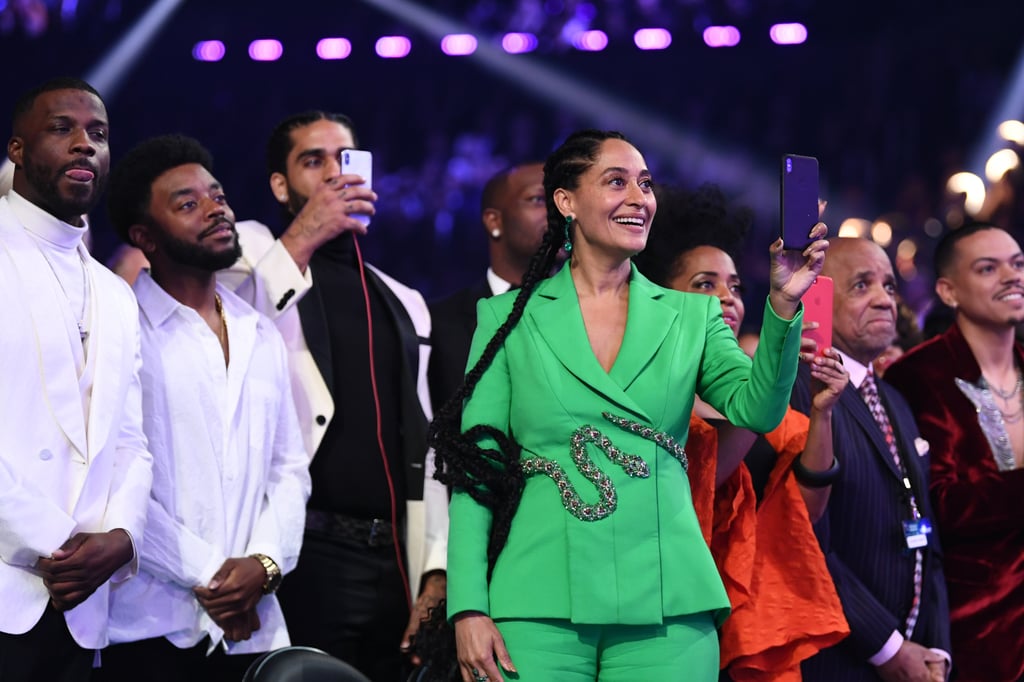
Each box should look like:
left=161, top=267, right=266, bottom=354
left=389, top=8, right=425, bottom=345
left=563, top=215, right=573, bottom=253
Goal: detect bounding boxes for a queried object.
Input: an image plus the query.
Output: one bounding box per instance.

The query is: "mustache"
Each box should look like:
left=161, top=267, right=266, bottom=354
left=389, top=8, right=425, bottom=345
left=61, top=160, right=98, bottom=174
left=198, top=218, right=236, bottom=240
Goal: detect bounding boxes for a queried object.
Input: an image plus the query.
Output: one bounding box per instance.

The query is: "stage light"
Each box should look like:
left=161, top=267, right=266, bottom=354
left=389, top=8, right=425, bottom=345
left=248, top=39, right=283, bottom=61
left=376, top=35, right=412, bottom=58
left=770, top=23, right=808, bottom=45
left=871, top=220, right=892, bottom=247
left=985, top=148, right=1020, bottom=181
left=502, top=32, right=538, bottom=54
left=838, top=218, right=869, bottom=238
left=192, top=40, right=225, bottom=62
left=441, top=33, right=478, bottom=56
left=897, top=238, right=917, bottom=259
left=998, top=120, right=1024, bottom=144
left=573, top=30, right=608, bottom=52
left=316, top=38, right=352, bottom=60
left=634, top=28, right=672, bottom=51
left=703, top=26, right=740, bottom=48
left=946, top=172, right=986, bottom=215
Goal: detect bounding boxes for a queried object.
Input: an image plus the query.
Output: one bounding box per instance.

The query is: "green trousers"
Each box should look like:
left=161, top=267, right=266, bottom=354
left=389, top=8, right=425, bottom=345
left=492, top=612, right=719, bottom=681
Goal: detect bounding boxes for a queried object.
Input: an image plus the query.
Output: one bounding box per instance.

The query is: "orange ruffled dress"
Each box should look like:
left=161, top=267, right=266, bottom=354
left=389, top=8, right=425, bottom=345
left=688, top=411, right=849, bottom=681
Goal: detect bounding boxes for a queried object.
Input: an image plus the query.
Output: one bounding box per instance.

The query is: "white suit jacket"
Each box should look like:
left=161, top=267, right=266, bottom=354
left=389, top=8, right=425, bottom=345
left=220, top=220, right=447, bottom=594
left=0, top=197, right=153, bottom=648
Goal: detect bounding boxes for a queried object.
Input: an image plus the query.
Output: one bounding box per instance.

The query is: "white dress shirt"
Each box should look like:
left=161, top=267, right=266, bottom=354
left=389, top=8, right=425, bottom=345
left=108, top=272, right=311, bottom=654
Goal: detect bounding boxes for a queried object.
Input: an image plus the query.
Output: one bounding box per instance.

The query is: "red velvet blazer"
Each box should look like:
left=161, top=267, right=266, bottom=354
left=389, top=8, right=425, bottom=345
left=886, top=323, right=1024, bottom=682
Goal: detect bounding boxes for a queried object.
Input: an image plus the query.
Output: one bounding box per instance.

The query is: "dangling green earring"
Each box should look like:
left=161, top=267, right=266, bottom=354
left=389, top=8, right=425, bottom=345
left=563, top=215, right=573, bottom=253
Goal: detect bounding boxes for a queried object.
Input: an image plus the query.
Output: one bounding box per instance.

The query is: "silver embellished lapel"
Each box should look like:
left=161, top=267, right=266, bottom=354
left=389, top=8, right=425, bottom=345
left=955, top=377, right=1019, bottom=471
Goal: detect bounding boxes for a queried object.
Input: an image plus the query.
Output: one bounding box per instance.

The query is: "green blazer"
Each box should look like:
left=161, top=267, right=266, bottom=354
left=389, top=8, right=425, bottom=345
left=447, top=264, right=802, bottom=626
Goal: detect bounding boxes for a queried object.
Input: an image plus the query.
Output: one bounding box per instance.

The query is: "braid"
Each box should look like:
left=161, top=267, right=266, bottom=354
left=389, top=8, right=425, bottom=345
left=428, top=129, right=627, bottom=574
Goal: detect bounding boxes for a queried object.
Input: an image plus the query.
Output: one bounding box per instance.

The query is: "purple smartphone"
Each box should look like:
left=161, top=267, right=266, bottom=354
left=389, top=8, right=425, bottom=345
left=780, top=154, right=820, bottom=250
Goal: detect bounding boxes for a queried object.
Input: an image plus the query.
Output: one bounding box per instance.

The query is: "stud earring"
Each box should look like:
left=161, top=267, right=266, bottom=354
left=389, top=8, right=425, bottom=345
left=563, top=215, right=574, bottom=253
left=491, top=229, right=501, bottom=239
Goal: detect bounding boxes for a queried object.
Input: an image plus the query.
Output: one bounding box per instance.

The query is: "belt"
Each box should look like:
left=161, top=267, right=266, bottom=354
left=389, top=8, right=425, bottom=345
left=305, top=509, right=395, bottom=547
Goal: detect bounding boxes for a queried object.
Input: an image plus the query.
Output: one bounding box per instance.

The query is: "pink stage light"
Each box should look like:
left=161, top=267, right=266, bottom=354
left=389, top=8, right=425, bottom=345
left=770, top=23, right=808, bottom=45
left=316, top=38, right=352, bottom=60
left=634, top=28, right=672, bottom=50
left=248, top=39, right=283, bottom=61
left=376, top=36, right=412, bottom=58
left=441, top=34, right=478, bottom=56
left=502, top=32, right=538, bottom=54
left=702, top=25, right=740, bottom=48
left=192, top=40, right=225, bottom=62
left=573, top=29, right=608, bottom=52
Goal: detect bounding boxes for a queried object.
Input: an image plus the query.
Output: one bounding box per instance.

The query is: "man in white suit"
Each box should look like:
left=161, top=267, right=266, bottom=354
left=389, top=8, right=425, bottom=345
left=0, top=78, right=152, bottom=681
left=220, top=111, right=447, bottom=681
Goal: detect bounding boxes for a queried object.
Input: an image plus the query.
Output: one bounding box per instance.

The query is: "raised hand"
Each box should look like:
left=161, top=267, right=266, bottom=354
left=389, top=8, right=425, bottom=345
left=768, top=222, right=829, bottom=318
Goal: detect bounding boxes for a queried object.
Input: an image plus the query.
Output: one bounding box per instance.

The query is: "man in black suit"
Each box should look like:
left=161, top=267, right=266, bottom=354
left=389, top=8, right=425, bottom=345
left=792, top=237, right=951, bottom=682
left=428, top=162, right=547, bottom=409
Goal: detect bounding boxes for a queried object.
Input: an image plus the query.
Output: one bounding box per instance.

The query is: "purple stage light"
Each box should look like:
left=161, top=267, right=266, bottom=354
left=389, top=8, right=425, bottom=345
left=248, top=39, right=283, bottom=61
left=192, top=40, right=225, bottom=62
left=573, top=29, right=608, bottom=52
left=316, top=38, right=352, bottom=60
left=702, top=25, right=740, bottom=48
left=441, top=33, right=478, bottom=56
left=634, top=28, right=671, bottom=50
left=502, top=32, right=538, bottom=54
left=770, top=23, right=808, bottom=45
left=376, top=35, right=411, bottom=58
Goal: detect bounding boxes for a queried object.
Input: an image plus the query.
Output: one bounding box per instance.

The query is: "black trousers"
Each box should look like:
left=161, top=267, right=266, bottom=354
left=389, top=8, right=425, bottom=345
left=92, top=635, right=257, bottom=682
left=276, top=528, right=410, bottom=682
left=0, top=605, right=94, bottom=682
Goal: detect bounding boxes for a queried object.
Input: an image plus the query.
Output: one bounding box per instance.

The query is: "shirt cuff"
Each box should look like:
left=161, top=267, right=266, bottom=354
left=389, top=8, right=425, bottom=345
left=108, top=529, right=139, bottom=583
left=868, top=630, right=904, bottom=666
left=929, top=648, right=952, bottom=680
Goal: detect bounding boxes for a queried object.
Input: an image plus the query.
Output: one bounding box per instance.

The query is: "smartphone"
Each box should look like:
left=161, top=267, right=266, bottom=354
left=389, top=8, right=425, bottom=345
left=340, top=149, right=373, bottom=226
left=801, top=275, right=833, bottom=356
left=780, top=154, right=819, bottom=250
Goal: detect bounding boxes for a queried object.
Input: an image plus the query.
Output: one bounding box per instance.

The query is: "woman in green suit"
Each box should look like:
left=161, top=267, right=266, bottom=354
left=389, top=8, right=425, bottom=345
left=431, top=130, right=828, bottom=682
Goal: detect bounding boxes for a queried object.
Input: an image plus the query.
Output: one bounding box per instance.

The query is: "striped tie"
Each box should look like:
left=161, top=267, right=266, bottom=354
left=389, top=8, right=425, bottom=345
left=859, top=368, right=924, bottom=638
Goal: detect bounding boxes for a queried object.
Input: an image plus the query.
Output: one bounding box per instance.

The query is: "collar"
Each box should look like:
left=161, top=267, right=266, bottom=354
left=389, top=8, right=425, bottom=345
left=836, top=349, right=871, bottom=389
left=7, top=189, right=89, bottom=251
left=134, top=269, right=243, bottom=329
left=486, top=267, right=514, bottom=296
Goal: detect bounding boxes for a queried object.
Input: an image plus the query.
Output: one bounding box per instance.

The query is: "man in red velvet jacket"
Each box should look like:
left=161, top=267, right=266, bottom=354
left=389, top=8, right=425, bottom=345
left=887, top=222, right=1024, bottom=682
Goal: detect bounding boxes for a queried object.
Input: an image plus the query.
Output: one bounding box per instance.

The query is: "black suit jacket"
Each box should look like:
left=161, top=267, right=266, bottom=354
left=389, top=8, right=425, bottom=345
left=792, top=363, right=951, bottom=681
left=427, top=277, right=492, bottom=412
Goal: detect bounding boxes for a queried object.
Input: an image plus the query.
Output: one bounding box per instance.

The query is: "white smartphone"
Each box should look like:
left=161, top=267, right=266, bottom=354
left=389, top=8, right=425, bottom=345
left=340, top=149, right=373, bottom=226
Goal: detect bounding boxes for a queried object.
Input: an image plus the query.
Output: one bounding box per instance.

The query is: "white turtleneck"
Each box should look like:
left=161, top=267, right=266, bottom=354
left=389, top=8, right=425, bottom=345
left=8, top=189, right=91, bottom=367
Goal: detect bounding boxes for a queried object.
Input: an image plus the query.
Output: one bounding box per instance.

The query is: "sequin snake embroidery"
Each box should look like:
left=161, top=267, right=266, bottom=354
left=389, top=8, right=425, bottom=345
left=520, top=412, right=689, bottom=522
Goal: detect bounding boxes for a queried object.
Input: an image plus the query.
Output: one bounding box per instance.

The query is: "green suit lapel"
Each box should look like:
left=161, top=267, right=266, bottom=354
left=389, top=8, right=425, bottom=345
left=528, top=265, right=676, bottom=424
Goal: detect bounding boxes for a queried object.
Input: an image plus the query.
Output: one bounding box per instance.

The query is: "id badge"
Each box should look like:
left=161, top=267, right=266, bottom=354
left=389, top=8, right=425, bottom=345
left=902, top=518, right=932, bottom=549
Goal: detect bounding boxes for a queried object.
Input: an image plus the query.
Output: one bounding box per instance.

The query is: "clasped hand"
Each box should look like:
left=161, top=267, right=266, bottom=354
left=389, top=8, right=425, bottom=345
left=36, top=529, right=133, bottom=612
left=193, top=557, right=266, bottom=642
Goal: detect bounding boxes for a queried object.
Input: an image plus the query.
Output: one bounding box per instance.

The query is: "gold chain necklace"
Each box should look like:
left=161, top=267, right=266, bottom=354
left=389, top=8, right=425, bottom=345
left=214, top=293, right=228, bottom=364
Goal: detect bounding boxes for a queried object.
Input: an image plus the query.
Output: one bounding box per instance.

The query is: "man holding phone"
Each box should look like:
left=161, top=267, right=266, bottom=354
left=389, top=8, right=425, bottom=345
left=220, top=111, right=448, bottom=681
left=792, top=238, right=951, bottom=682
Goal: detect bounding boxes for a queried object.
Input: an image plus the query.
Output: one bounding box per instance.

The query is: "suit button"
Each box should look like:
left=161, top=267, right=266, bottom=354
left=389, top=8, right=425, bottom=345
left=39, top=449, right=53, bottom=461
left=315, top=415, right=327, bottom=426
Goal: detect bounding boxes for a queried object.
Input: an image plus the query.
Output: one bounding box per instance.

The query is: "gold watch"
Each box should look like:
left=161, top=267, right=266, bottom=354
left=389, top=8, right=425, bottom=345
left=250, top=553, right=282, bottom=594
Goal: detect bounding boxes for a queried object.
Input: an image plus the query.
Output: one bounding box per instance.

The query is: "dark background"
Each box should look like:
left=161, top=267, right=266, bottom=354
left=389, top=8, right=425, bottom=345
left=2, top=0, right=1022, bottom=319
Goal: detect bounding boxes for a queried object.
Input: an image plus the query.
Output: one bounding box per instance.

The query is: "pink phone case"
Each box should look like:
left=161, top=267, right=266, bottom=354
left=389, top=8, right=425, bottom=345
left=801, top=275, right=833, bottom=355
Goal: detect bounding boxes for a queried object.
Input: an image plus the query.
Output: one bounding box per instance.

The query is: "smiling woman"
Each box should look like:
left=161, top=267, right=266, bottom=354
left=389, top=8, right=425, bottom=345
left=428, top=129, right=830, bottom=682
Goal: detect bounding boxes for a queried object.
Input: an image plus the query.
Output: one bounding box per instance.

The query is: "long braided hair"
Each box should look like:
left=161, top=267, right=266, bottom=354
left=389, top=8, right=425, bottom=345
left=415, top=130, right=627, bottom=679
left=429, top=129, right=627, bottom=571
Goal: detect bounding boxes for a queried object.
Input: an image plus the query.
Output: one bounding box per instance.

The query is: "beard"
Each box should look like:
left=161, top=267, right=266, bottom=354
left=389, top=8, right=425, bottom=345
left=156, top=224, right=242, bottom=272
left=21, top=156, right=106, bottom=221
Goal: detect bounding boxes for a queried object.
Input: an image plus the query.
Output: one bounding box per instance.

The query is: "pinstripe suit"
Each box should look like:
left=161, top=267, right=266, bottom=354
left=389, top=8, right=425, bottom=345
left=791, top=362, right=951, bottom=681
